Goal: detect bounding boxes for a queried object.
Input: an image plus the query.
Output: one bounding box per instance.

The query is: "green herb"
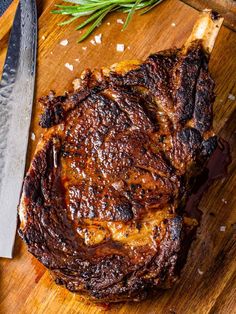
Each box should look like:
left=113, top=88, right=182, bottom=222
left=51, top=0, right=164, bottom=42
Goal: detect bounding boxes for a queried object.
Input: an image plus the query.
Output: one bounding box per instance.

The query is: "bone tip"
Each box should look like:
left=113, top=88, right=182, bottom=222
left=203, top=9, right=224, bottom=26
left=206, top=9, right=221, bottom=22
left=185, top=9, right=224, bottom=55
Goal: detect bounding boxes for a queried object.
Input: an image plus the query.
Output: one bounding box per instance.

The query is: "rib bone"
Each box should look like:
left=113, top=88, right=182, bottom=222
left=185, top=10, right=224, bottom=54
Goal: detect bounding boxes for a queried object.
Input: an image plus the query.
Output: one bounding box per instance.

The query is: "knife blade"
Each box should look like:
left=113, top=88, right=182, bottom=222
left=0, top=0, right=14, bottom=16
left=0, top=0, right=37, bottom=258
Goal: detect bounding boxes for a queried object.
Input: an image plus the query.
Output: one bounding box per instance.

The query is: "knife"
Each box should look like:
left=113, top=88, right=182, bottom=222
left=0, top=0, right=37, bottom=258
left=0, top=0, right=14, bottom=16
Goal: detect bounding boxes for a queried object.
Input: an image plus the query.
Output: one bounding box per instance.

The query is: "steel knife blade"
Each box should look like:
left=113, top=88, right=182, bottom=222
left=0, top=0, right=37, bottom=258
left=0, top=0, right=14, bottom=16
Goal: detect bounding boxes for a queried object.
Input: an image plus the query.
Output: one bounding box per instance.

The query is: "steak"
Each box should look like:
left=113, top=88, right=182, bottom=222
left=18, top=11, right=223, bottom=302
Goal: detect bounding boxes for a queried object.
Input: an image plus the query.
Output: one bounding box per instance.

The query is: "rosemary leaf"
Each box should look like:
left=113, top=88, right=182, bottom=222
left=75, top=6, right=112, bottom=30
left=59, top=16, right=79, bottom=25
left=122, top=0, right=141, bottom=30
left=52, top=0, right=164, bottom=42
left=141, top=0, right=163, bottom=14
left=78, top=4, right=116, bottom=42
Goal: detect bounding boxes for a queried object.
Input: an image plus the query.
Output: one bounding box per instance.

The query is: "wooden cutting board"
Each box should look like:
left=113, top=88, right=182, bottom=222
left=0, top=0, right=236, bottom=313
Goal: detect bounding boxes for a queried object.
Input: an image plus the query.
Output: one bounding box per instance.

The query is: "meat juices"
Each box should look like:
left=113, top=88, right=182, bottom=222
left=18, top=11, right=224, bottom=302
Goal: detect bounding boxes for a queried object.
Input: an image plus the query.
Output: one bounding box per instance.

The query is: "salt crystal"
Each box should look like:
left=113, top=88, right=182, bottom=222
left=197, top=268, right=204, bottom=275
left=117, top=43, right=125, bottom=52
left=42, top=35, right=46, bottom=40
left=171, top=22, right=176, bottom=27
left=31, top=132, right=35, bottom=141
left=107, top=22, right=111, bottom=26
left=65, top=63, right=74, bottom=71
left=222, top=198, right=228, bottom=204
left=50, top=52, right=53, bottom=55
left=60, top=39, right=69, bottom=46
left=82, top=47, right=87, bottom=51
left=90, top=39, right=96, bottom=46
left=228, top=94, right=235, bottom=101
left=94, top=34, right=102, bottom=44
left=117, top=19, right=124, bottom=24
left=220, top=225, right=226, bottom=232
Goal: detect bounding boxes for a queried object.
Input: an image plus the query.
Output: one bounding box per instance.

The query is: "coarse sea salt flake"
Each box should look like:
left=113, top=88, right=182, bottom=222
left=228, top=94, right=235, bottom=101
left=65, top=63, right=74, bottom=71
left=117, top=19, right=124, bottom=24
left=90, top=39, right=96, bottom=46
left=95, top=34, right=102, bottom=44
left=60, top=39, right=69, bottom=46
left=220, top=226, right=226, bottom=232
left=171, top=22, right=176, bottom=27
left=222, top=198, right=228, bottom=204
left=117, top=44, right=125, bottom=52
left=82, top=47, right=87, bottom=51
left=197, top=269, right=204, bottom=275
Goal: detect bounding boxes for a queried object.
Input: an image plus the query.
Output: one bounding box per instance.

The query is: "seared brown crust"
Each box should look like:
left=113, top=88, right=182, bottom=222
left=19, top=40, right=216, bottom=302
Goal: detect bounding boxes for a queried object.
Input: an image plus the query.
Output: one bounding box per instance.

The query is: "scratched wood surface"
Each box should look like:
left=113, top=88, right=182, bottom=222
left=0, top=0, right=236, bottom=313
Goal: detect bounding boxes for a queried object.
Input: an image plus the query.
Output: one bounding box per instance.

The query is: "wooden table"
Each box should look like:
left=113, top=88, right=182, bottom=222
left=0, top=0, right=236, bottom=313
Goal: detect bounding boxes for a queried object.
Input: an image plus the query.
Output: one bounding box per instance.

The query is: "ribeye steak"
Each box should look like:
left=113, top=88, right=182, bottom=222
left=18, top=11, right=223, bottom=302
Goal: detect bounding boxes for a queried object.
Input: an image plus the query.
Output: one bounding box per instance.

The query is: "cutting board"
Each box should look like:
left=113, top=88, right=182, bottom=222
left=0, top=0, right=236, bottom=313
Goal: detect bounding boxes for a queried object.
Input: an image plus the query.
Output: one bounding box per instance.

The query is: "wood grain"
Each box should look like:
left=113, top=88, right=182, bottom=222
left=0, top=0, right=236, bottom=313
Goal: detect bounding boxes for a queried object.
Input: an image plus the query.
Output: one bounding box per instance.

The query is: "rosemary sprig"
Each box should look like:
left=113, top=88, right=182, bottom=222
left=51, top=0, right=164, bottom=42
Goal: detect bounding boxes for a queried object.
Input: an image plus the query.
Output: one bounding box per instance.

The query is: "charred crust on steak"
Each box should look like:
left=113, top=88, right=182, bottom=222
left=19, top=39, right=217, bottom=302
